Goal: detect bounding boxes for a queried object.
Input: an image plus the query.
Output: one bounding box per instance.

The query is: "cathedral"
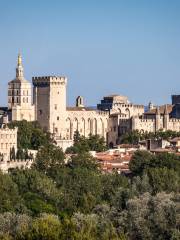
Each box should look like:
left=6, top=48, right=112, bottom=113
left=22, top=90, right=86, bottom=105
left=1, top=54, right=180, bottom=150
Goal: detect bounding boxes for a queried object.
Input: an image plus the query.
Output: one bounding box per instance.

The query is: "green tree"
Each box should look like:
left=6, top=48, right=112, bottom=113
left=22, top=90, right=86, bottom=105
left=33, top=144, right=65, bottom=177
left=0, top=172, right=22, bottom=213
left=26, top=214, right=62, bottom=240
left=129, top=150, right=153, bottom=176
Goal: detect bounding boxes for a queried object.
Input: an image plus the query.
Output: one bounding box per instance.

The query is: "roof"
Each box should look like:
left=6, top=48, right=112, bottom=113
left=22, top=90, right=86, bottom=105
left=9, top=77, right=30, bottom=84
left=67, top=107, right=96, bottom=111
left=150, top=148, right=175, bottom=153
left=145, top=104, right=173, bottom=115
left=170, top=137, right=180, bottom=143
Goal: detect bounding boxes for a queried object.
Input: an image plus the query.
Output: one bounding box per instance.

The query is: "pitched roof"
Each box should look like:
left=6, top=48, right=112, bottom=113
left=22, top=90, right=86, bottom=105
left=145, top=104, right=173, bottom=115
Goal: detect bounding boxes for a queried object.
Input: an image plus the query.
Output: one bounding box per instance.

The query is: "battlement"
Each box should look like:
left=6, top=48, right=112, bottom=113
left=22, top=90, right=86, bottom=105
left=113, top=103, right=144, bottom=109
left=139, top=119, right=155, bottom=123
left=96, top=110, right=109, bottom=116
left=32, top=76, right=67, bottom=87
left=134, top=117, right=155, bottom=123
left=169, top=118, right=180, bottom=122
left=119, top=119, right=130, bottom=123
left=0, top=127, right=18, bottom=134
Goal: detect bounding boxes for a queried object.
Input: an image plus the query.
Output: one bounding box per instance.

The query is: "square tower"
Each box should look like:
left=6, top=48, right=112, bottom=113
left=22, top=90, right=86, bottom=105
left=32, top=76, right=67, bottom=137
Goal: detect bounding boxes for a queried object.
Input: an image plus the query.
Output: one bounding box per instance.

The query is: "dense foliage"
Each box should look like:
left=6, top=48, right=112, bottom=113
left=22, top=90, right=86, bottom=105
left=8, top=120, right=53, bottom=150
left=121, top=129, right=180, bottom=144
left=0, top=123, right=180, bottom=239
left=66, top=131, right=107, bottom=153
left=0, top=147, right=179, bottom=239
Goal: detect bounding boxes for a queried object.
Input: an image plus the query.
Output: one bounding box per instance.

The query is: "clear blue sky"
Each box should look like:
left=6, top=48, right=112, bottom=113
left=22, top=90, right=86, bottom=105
left=0, top=0, right=180, bottom=106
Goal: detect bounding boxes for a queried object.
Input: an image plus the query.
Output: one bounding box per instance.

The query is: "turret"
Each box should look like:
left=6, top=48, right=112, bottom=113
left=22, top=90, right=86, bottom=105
left=148, top=101, right=154, bottom=110
left=76, top=96, right=84, bottom=107
left=163, top=104, right=169, bottom=130
left=155, top=106, right=160, bottom=131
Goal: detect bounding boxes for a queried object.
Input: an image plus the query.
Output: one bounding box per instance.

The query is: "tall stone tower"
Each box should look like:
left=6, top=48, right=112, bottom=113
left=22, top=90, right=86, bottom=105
left=155, top=106, right=160, bottom=132
left=8, top=54, right=35, bottom=121
left=163, top=104, right=169, bottom=130
left=32, top=76, right=67, bottom=137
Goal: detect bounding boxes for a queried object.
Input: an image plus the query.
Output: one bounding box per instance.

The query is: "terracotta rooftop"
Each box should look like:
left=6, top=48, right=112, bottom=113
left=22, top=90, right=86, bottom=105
left=170, top=137, right=180, bottom=142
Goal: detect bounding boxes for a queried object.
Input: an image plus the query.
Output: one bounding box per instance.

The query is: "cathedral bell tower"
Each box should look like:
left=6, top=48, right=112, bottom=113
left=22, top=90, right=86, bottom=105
left=7, top=53, right=35, bottom=121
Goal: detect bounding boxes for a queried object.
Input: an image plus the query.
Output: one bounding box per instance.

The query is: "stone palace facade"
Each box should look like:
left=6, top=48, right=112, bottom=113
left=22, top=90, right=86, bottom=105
left=2, top=54, right=180, bottom=150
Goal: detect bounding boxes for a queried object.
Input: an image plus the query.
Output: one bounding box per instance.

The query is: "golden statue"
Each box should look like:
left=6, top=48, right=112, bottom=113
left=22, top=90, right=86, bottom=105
left=18, top=53, right=22, bottom=66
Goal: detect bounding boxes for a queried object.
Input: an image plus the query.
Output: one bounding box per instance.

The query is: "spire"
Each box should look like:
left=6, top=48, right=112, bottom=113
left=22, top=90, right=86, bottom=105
left=164, top=104, right=168, bottom=115
left=156, top=106, right=160, bottom=115
left=16, top=53, right=24, bottom=79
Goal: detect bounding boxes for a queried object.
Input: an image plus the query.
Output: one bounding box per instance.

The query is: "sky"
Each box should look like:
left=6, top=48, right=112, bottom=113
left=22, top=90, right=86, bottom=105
left=0, top=0, right=180, bottom=107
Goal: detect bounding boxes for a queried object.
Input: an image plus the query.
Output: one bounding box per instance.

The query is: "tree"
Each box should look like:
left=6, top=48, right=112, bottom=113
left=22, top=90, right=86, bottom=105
left=26, top=214, right=62, bottom=240
left=146, top=167, right=180, bottom=194
left=33, top=144, right=65, bottom=177
left=129, top=150, right=153, bottom=176
left=0, top=171, right=22, bottom=213
left=8, top=120, right=53, bottom=150
left=66, top=134, right=107, bottom=154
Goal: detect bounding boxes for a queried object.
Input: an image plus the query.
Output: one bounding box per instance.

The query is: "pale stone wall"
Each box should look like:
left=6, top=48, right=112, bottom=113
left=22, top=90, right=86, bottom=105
left=8, top=81, right=32, bottom=109
left=66, top=109, right=109, bottom=140
left=0, top=160, right=33, bottom=173
left=132, top=117, right=156, bottom=132
left=110, top=103, right=144, bottom=118
left=168, top=119, right=180, bottom=131
left=33, top=76, right=67, bottom=138
left=0, top=127, right=17, bottom=161
left=11, top=105, right=35, bottom=121
left=55, top=138, right=73, bottom=152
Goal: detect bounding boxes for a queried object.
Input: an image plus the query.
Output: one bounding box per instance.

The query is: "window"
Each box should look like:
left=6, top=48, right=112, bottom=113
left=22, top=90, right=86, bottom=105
left=27, top=97, right=28, bottom=103
left=55, top=104, right=57, bottom=110
left=39, top=110, right=42, bottom=115
left=57, top=116, right=59, bottom=120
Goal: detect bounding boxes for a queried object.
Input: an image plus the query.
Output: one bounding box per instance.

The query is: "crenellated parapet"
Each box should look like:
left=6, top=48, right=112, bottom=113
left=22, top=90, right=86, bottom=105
left=138, top=118, right=155, bottom=123
left=169, top=118, right=180, bottom=122
left=32, top=76, right=67, bottom=87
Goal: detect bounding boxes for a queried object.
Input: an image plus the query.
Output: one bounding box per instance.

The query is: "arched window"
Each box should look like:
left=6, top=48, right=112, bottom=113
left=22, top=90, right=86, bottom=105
left=125, top=108, right=130, bottom=118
